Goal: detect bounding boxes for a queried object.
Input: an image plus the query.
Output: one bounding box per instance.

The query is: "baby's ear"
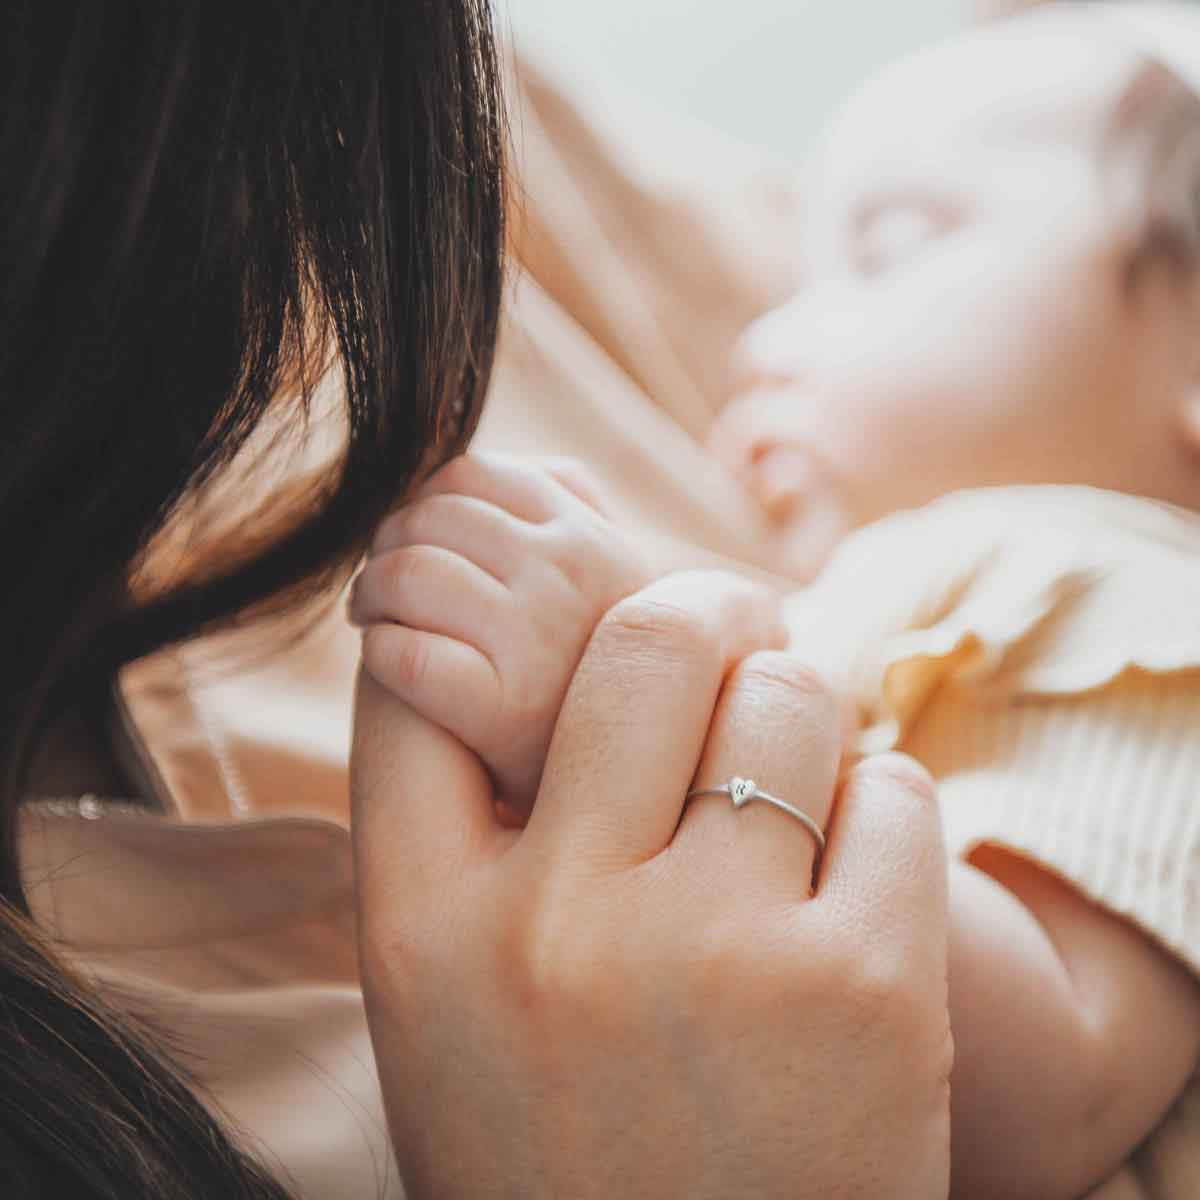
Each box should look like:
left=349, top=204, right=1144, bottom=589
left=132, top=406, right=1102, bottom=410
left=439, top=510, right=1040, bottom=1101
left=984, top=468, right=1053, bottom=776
left=1177, top=385, right=1200, bottom=455
left=1165, top=252, right=1200, bottom=451
left=1174, top=314, right=1200, bottom=454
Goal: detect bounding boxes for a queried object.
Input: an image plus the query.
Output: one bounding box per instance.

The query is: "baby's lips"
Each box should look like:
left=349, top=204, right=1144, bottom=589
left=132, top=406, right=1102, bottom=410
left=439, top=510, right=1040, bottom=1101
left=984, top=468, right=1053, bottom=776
left=748, top=444, right=818, bottom=519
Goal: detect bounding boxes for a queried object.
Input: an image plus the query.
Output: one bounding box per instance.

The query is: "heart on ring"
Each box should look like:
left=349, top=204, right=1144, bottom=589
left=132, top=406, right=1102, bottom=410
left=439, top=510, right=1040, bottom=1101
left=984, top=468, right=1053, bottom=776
left=730, top=777, right=757, bottom=807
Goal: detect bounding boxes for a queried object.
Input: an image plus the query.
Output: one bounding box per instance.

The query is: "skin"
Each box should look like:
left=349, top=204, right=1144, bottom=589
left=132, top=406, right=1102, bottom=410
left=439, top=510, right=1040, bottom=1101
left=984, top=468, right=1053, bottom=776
left=355, top=9, right=1200, bottom=1196
left=355, top=449, right=1200, bottom=1197
left=697, top=9, right=1200, bottom=1194
left=710, top=8, right=1200, bottom=581
left=352, top=559, right=953, bottom=1199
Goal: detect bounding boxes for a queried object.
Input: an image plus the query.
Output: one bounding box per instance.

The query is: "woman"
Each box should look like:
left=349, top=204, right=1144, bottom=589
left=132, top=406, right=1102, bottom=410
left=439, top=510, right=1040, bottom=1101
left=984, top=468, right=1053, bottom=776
left=1, top=3, right=951, bottom=1196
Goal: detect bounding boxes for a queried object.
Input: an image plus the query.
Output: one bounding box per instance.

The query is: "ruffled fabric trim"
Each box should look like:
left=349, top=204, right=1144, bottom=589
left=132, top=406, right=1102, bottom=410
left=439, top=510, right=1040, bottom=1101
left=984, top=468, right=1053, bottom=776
left=788, top=486, right=1200, bottom=754
left=786, top=486, right=1200, bottom=974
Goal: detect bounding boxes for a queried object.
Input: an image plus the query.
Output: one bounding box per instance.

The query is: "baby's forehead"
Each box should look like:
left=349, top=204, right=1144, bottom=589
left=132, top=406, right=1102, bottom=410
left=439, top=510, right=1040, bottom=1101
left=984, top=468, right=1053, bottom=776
left=813, top=11, right=1147, bottom=196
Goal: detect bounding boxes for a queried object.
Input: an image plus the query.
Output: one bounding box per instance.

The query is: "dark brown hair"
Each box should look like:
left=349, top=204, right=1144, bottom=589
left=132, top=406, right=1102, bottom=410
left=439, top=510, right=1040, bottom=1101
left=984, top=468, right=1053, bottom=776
left=0, top=1, right=506, bottom=1195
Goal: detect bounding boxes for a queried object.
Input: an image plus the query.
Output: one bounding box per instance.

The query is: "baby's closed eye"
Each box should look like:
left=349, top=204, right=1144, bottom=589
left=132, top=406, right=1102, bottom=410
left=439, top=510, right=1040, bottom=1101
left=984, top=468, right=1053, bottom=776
left=849, top=193, right=965, bottom=278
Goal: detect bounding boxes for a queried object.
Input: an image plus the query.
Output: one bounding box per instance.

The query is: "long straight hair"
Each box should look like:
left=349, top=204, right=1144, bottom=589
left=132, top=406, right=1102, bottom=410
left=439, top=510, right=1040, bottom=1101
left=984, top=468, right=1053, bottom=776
left=0, top=2, right=506, bottom=1195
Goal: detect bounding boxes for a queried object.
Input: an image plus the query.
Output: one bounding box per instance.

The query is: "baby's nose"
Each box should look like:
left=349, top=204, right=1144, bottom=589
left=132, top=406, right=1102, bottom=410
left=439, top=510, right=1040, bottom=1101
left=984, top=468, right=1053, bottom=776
left=730, top=294, right=821, bottom=396
left=730, top=331, right=794, bottom=397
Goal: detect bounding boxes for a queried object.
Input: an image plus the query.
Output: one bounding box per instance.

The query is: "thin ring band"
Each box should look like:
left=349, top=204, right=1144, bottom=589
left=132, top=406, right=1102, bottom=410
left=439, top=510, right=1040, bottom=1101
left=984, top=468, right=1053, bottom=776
left=686, top=775, right=826, bottom=866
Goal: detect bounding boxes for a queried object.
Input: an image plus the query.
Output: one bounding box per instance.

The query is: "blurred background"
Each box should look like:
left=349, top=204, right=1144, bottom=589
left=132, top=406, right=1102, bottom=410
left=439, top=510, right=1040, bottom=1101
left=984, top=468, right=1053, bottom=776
left=495, top=0, right=975, bottom=163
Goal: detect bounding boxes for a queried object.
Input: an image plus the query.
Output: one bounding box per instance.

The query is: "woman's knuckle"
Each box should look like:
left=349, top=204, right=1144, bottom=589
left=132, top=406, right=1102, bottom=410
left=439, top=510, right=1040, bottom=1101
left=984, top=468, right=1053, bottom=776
left=603, top=595, right=718, bottom=665
left=513, top=904, right=610, bottom=1020
left=842, top=943, right=930, bottom=1035
left=736, top=653, right=835, bottom=717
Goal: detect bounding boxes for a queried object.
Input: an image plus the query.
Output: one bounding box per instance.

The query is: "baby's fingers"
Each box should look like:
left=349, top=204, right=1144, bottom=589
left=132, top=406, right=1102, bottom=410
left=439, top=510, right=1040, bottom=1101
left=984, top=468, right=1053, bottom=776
left=418, top=453, right=575, bottom=523
left=350, top=545, right=510, bottom=657
left=360, top=625, right=502, bottom=756
left=540, top=456, right=613, bottom=517
left=371, top=492, right=531, bottom=584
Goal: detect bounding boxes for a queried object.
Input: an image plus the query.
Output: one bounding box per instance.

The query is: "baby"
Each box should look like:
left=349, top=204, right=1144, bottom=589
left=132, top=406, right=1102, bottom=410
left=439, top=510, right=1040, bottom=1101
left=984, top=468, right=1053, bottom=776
left=352, top=5, right=1200, bottom=1198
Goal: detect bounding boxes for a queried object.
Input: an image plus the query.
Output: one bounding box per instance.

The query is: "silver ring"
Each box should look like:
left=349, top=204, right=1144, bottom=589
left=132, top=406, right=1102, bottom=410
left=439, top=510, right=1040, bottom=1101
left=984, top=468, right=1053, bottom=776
left=686, top=775, right=825, bottom=865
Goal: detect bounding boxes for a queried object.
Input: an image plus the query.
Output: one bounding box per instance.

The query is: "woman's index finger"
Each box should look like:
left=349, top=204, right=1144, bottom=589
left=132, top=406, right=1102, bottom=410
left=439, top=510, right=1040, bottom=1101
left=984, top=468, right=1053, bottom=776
left=526, top=570, right=786, bottom=869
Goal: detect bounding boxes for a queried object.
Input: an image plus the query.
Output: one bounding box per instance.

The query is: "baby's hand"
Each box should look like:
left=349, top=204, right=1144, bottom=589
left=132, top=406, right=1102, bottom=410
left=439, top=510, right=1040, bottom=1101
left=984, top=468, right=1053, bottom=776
left=351, top=454, right=651, bottom=815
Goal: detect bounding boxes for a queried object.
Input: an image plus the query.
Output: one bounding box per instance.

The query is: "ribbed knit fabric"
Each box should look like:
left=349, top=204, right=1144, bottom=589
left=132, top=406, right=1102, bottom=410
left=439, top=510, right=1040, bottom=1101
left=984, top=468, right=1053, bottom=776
left=785, top=484, right=1200, bottom=1197
left=914, top=674, right=1200, bottom=966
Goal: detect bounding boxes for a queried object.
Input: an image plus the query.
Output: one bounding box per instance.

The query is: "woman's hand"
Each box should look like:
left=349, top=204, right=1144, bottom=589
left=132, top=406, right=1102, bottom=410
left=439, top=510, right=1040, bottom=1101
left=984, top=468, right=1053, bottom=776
left=351, top=571, right=952, bottom=1199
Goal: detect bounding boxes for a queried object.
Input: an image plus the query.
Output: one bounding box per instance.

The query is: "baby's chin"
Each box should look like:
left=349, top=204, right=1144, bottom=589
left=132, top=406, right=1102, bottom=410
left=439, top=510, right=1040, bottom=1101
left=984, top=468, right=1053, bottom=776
left=750, top=445, right=852, bottom=582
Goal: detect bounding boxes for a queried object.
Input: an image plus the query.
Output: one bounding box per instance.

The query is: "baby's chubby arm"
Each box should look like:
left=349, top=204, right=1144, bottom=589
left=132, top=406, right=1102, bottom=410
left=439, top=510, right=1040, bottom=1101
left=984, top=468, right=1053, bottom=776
left=946, top=845, right=1200, bottom=1199
left=350, top=453, right=651, bottom=814
left=779, top=511, right=1200, bottom=1198
left=783, top=565, right=1198, bottom=1197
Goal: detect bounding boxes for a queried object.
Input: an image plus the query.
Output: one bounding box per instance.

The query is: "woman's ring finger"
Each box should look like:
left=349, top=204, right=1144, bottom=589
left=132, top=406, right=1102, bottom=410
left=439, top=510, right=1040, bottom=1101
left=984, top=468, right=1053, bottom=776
left=672, top=652, right=842, bottom=899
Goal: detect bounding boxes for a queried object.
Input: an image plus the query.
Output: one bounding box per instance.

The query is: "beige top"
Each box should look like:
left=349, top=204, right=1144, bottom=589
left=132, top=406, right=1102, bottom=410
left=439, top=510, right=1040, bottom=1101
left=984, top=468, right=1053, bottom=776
left=22, top=37, right=1200, bottom=1200
left=786, top=485, right=1200, bottom=976
left=784, top=484, right=1200, bottom=1199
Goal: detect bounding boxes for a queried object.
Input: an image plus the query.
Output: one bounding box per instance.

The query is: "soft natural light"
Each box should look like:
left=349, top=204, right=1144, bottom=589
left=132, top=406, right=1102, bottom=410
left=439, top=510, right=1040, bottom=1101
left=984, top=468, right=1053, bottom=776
left=497, top=0, right=971, bottom=160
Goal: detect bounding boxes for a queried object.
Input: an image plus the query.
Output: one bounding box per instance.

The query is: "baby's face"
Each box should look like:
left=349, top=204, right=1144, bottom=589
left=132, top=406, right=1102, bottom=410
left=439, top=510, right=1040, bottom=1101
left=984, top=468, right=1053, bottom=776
left=715, top=8, right=1200, bottom=575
